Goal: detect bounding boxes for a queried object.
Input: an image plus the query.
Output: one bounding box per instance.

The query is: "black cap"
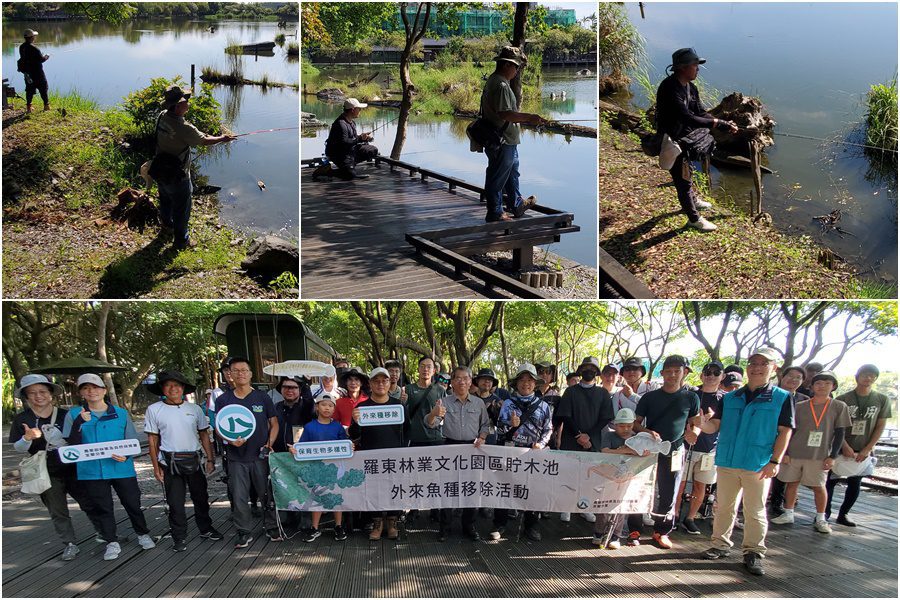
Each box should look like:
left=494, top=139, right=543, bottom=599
left=662, top=355, right=692, bottom=372
left=146, top=370, right=196, bottom=396
left=722, top=372, right=743, bottom=387
left=724, top=364, right=744, bottom=376
left=162, top=84, right=191, bottom=109
left=856, top=364, right=880, bottom=377
left=621, top=357, right=647, bottom=375
left=702, top=361, right=725, bottom=372
left=672, top=47, right=706, bottom=67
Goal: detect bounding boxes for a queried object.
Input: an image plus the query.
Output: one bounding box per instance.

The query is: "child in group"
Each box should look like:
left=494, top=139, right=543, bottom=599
left=594, top=408, right=649, bottom=549
left=771, top=371, right=851, bottom=534
left=290, top=393, right=349, bottom=542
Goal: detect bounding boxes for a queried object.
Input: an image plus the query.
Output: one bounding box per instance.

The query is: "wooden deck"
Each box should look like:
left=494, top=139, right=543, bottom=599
left=300, top=160, right=524, bottom=299
left=3, top=465, right=896, bottom=598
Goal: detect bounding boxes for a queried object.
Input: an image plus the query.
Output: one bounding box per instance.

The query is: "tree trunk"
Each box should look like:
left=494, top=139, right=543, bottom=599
left=510, top=3, right=529, bottom=107
left=499, top=306, right=510, bottom=383
left=96, top=302, right=119, bottom=406
left=390, top=2, right=431, bottom=159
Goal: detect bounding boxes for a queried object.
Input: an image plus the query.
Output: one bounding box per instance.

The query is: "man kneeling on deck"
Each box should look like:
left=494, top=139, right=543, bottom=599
left=324, top=98, right=379, bottom=181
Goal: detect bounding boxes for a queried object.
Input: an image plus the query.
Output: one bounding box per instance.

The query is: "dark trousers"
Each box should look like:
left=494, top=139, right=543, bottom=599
left=669, top=153, right=700, bottom=222
left=825, top=472, right=863, bottom=519
left=769, top=477, right=786, bottom=511
left=333, top=144, right=379, bottom=180
left=653, top=452, right=684, bottom=535
left=40, top=470, right=82, bottom=545
left=24, top=72, right=48, bottom=106
left=163, top=467, right=213, bottom=541
left=157, top=175, right=193, bottom=244
left=227, top=459, right=275, bottom=535
left=440, top=438, right=478, bottom=532
left=81, top=477, right=149, bottom=542
left=494, top=508, right=539, bottom=530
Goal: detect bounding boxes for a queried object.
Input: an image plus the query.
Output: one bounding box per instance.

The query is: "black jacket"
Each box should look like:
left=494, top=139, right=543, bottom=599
left=18, top=42, right=47, bottom=79
left=273, top=387, right=315, bottom=452
left=325, top=115, right=361, bottom=159
left=655, top=74, right=715, bottom=141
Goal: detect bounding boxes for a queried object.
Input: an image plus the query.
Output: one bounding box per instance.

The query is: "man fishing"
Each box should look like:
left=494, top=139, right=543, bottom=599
left=324, top=98, right=379, bottom=181
left=656, top=48, right=738, bottom=232
left=18, top=29, right=50, bottom=113
left=479, top=46, right=547, bottom=223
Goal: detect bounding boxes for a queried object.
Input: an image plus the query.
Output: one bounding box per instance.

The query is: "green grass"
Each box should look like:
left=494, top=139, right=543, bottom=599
left=865, top=77, right=898, bottom=152
left=275, top=33, right=286, bottom=45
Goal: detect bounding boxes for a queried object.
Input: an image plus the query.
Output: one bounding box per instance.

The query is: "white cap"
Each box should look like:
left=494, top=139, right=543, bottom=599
left=76, top=373, right=106, bottom=389
left=343, top=97, right=368, bottom=110
left=613, top=407, right=636, bottom=424
left=316, top=392, right=337, bottom=404
left=323, top=364, right=336, bottom=378
left=368, top=367, right=389, bottom=380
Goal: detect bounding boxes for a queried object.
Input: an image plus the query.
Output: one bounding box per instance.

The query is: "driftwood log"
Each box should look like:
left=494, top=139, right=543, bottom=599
left=454, top=109, right=596, bottom=139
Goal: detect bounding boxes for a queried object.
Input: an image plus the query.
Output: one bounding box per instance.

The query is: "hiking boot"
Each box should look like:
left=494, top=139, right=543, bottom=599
left=26, top=104, right=34, bottom=114
left=687, top=216, right=718, bottom=232
left=485, top=212, right=514, bottom=223
left=814, top=519, right=832, bottom=534
left=234, top=533, right=253, bottom=549
left=200, top=528, right=223, bottom=541
left=61, top=543, right=80, bottom=561
left=43, top=103, right=51, bottom=112
left=580, top=512, right=596, bottom=523
left=626, top=531, right=641, bottom=547
left=836, top=514, right=857, bottom=527
left=682, top=518, right=702, bottom=535
left=385, top=517, right=399, bottom=540
left=702, top=547, right=731, bottom=560
left=560, top=512, right=571, bottom=522
left=173, top=539, right=187, bottom=552
left=137, top=534, right=156, bottom=550
left=173, top=238, right=197, bottom=251
left=334, top=525, right=348, bottom=542
left=513, top=195, right=537, bottom=218
left=744, top=552, right=766, bottom=576
left=488, top=526, right=505, bottom=541
left=524, top=526, right=542, bottom=542
left=266, top=529, right=284, bottom=542
left=304, top=528, right=321, bottom=543
left=103, top=541, right=121, bottom=561
left=770, top=511, right=794, bottom=525
left=652, top=532, right=673, bottom=549
left=369, top=518, right=384, bottom=541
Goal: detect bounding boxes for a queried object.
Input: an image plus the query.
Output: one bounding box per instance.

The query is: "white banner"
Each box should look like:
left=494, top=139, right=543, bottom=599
left=58, top=439, right=142, bottom=463
left=356, top=404, right=404, bottom=426
left=270, top=444, right=656, bottom=513
left=292, top=440, right=354, bottom=461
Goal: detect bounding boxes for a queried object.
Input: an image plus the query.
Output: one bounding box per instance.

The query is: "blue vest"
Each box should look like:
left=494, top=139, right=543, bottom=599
left=66, top=405, right=137, bottom=480
left=715, top=385, right=790, bottom=472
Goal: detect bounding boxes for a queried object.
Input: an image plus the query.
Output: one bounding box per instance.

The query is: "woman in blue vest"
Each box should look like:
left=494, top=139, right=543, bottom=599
left=62, top=374, right=156, bottom=561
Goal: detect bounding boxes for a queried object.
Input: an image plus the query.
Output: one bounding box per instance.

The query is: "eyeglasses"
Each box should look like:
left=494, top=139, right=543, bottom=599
left=702, top=369, right=722, bottom=376
left=231, top=369, right=251, bottom=374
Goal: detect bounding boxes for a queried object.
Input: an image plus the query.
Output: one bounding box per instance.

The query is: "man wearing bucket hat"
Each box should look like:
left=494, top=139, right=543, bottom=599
left=10, top=374, right=100, bottom=561
left=633, top=355, right=701, bottom=549
left=699, top=347, right=795, bottom=576
left=153, top=84, right=236, bottom=250
left=473, top=368, right=504, bottom=440
left=62, top=373, right=155, bottom=561
left=655, top=48, right=739, bottom=232
left=334, top=367, right=369, bottom=427
left=828, top=363, right=891, bottom=526
left=771, top=371, right=850, bottom=535
left=144, top=371, right=222, bottom=552
left=18, top=29, right=50, bottom=113
left=324, top=97, right=379, bottom=180
left=478, top=46, right=547, bottom=223
left=490, top=363, right=553, bottom=542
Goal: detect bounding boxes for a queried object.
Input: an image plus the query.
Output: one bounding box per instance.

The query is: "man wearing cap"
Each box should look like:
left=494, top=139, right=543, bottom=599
left=10, top=374, right=100, bottom=561
left=144, top=371, right=222, bottom=552
left=272, top=376, right=315, bottom=452
left=18, top=29, right=50, bottom=113
left=154, top=84, right=236, bottom=250
left=771, top=371, right=850, bottom=534
left=479, top=46, right=547, bottom=223
left=324, top=98, right=379, bottom=180
left=699, top=347, right=795, bottom=576
left=214, top=357, right=280, bottom=548
left=678, top=360, right=725, bottom=535
left=62, top=374, right=156, bottom=561
left=429, top=366, right=491, bottom=541
left=618, top=357, right=659, bottom=401
left=797, top=362, right=824, bottom=398
left=720, top=371, right=743, bottom=392
left=633, top=355, right=701, bottom=549
left=655, top=48, right=738, bottom=232
left=828, top=364, right=891, bottom=526
left=599, top=363, right=621, bottom=395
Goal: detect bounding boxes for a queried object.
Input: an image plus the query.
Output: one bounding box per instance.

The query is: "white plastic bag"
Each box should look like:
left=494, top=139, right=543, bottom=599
left=832, top=454, right=877, bottom=478
left=20, top=450, right=51, bottom=495
left=658, top=134, right=682, bottom=170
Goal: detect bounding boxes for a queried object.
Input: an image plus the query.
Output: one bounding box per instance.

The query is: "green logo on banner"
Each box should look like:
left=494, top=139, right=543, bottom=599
left=62, top=448, right=80, bottom=461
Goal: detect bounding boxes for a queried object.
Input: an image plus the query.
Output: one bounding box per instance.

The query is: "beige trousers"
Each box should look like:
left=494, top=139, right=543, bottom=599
left=710, top=466, right=771, bottom=556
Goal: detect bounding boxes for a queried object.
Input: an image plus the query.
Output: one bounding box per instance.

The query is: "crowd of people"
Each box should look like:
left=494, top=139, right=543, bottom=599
left=10, top=352, right=891, bottom=578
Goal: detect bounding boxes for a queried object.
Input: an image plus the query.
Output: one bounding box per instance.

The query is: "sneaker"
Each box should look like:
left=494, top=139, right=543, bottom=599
left=488, top=527, right=505, bottom=541
left=744, top=552, right=766, bottom=576
left=652, top=532, right=673, bottom=549
left=591, top=535, right=605, bottom=546
left=682, top=518, right=702, bottom=535
left=137, top=534, right=156, bottom=550
left=200, top=529, right=223, bottom=541
left=702, top=547, right=731, bottom=560
left=814, top=519, right=832, bottom=534
left=61, top=543, right=80, bottom=561
left=266, top=529, right=284, bottom=542
left=580, top=512, right=596, bottom=523
left=103, top=541, right=121, bottom=561
left=606, top=538, right=621, bottom=550
left=560, top=512, right=571, bottom=522
left=626, top=531, right=641, bottom=547
left=304, top=528, right=322, bottom=543
left=334, top=525, right=348, bottom=542
left=234, top=533, right=253, bottom=549
left=694, top=198, right=712, bottom=209
left=687, top=216, right=718, bottom=232
left=770, top=511, right=794, bottom=525
left=836, top=514, right=857, bottom=527
left=524, top=526, right=542, bottom=542
left=173, top=539, right=187, bottom=552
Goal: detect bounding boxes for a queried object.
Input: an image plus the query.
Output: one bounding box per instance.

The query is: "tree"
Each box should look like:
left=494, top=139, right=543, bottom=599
left=389, top=2, right=433, bottom=160
left=67, top=3, right=137, bottom=23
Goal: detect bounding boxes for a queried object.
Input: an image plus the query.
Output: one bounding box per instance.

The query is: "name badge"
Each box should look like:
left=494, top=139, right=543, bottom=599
left=851, top=420, right=867, bottom=436
left=292, top=425, right=303, bottom=443
left=670, top=448, right=684, bottom=471
left=807, top=431, right=824, bottom=447
left=700, top=453, right=715, bottom=471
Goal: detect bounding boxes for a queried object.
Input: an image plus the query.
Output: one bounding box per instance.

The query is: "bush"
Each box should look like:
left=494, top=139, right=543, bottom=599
left=599, top=2, right=645, bottom=82
left=123, top=77, right=224, bottom=138
left=866, top=77, right=898, bottom=151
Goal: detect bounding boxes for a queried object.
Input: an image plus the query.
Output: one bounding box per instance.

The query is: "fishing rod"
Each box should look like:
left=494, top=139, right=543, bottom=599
left=234, top=126, right=299, bottom=137
left=737, top=126, right=898, bottom=154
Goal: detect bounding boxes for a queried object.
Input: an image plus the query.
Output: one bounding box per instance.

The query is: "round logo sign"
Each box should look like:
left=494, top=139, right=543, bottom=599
left=576, top=498, right=590, bottom=511
left=62, top=448, right=81, bottom=462
left=215, top=404, right=256, bottom=442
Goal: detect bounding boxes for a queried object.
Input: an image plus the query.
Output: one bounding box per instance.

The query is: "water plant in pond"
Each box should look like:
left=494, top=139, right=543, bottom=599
left=865, top=76, right=898, bottom=152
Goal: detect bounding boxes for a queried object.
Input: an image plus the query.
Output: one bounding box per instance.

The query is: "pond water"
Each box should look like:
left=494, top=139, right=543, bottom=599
left=301, top=66, right=598, bottom=267
left=2, top=19, right=299, bottom=237
left=608, top=2, right=898, bottom=283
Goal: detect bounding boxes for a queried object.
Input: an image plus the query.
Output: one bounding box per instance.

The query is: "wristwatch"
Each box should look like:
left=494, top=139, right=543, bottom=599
left=769, top=459, right=780, bottom=466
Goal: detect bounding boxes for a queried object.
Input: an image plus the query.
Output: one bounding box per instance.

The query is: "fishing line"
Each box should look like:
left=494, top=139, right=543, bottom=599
left=737, top=127, right=898, bottom=154
left=235, top=127, right=299, bottom=137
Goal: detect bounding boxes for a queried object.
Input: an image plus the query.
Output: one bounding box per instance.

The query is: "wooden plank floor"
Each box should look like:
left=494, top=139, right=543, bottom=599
left=300, top=162, right=516, bottom=299
left=3, top=469, right=896, bottom=598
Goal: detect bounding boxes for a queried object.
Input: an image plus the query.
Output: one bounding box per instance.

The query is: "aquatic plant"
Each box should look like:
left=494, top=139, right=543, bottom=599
left=599, top=2, right=645, bottom=88
left=275, top=33, right=286, bottom=45
left=865, top=76, right=898, bottom=152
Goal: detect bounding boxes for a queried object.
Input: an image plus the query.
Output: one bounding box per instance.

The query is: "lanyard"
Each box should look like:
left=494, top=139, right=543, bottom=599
left=809, top=398, right=831, bottom=429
